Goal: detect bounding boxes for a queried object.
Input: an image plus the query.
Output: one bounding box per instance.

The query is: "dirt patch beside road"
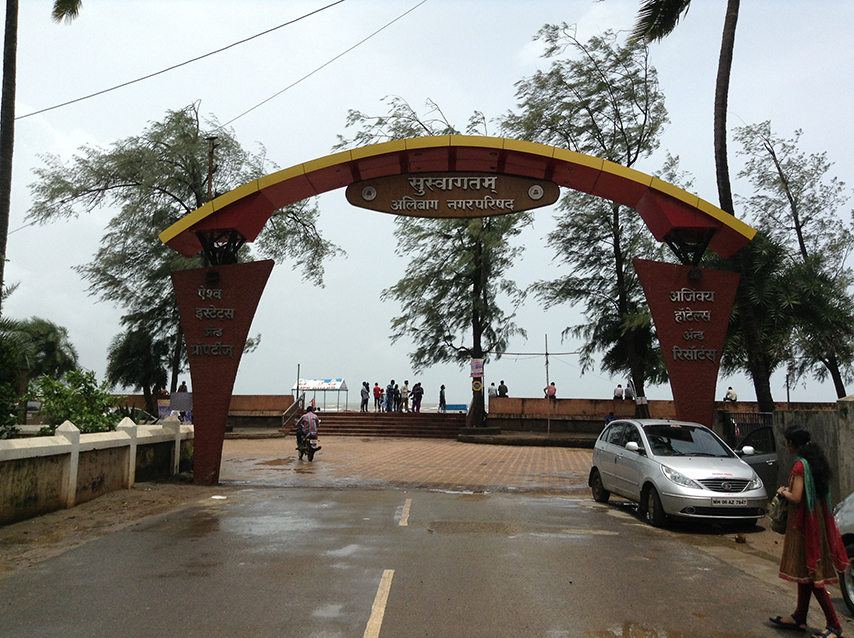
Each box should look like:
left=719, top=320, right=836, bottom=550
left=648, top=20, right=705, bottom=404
left=0, top=480, right=234, bottom=579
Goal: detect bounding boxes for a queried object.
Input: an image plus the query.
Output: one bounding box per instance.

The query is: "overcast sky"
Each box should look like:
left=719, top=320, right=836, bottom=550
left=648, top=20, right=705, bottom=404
left=5, top=1, right=854, bottom=407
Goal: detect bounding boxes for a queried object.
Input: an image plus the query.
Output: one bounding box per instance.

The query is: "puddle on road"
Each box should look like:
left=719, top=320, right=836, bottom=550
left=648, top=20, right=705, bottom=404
left=258, top=458, right=294, bottom=468
left=176, top=512, right=221, bottom=539
left=294, top=465, right=317, bottom=474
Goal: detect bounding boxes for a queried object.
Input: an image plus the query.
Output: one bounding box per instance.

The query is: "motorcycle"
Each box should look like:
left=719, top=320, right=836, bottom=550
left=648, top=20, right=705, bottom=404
left=296, top=431, right=321, bottom=462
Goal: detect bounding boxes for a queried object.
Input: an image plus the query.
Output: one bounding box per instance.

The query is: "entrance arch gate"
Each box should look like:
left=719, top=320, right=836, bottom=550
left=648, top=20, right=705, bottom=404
left=159, top=135, right=756, bottom=484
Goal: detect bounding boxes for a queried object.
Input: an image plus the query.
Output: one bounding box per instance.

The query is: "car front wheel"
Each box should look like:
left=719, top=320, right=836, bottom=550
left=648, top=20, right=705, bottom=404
left=645, top=486, right=667, bottom=528
left=590, top=469, right=610, bottom=503
left=841, top=542, right=854, bottom=615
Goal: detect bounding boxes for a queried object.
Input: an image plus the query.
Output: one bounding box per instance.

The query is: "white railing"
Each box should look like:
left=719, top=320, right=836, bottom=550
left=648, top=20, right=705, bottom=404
left=0, top=416, right=194, bottom=524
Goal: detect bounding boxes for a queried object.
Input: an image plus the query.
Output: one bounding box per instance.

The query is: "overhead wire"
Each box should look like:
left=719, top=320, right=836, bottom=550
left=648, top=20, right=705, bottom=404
left=16, top=0, right=348, bottom=120
left=219, top=0, right=427, bottom=128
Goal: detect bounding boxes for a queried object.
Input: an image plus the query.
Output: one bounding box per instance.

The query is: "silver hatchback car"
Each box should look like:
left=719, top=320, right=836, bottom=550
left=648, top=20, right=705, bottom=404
left=589, top=419, right=768, bottom=527
left=834, top=491, right=854, bottom=614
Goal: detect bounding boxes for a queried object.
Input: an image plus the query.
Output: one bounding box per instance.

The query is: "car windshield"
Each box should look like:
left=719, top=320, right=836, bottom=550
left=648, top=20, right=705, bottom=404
left=642, top=424, right=733, bottom=458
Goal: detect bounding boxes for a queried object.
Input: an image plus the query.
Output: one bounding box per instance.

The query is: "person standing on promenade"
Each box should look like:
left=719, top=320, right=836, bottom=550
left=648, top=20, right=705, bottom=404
left=386, top=380, right=395, bottom=413
left=373, top=383, right=382, bottom=412
left=360, top=382, right=370, bottom=412
left=769, top=427, right=848, bottom=637
left=411, top=382, right=424, bottom=412
left=498, top=380, right=508, bottom=397
left=393, top=384, right=401, bottom=411
left=401, top=381, right=410, bottom=412
left=439, top=385, right=446, bottom=413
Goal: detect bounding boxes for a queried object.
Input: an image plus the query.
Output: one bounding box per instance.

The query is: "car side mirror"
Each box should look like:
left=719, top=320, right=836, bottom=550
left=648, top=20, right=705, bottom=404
left=626, top=441, right=639, bottom=452
left=740, top=445, right=755, bottom=456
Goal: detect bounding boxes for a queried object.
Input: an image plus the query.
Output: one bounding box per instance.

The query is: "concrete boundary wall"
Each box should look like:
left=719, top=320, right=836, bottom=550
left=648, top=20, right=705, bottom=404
left=0, top=416, right=194, bottom=525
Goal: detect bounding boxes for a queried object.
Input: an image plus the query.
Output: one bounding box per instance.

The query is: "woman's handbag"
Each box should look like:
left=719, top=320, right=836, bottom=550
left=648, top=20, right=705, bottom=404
left=768, top=494, right=789, bottom=534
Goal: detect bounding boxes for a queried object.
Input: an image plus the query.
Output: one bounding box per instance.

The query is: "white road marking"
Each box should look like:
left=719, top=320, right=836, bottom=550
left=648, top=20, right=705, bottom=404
left=399, top=498, right=412, bottom=526
left=363, top=569, right=394, bottom=638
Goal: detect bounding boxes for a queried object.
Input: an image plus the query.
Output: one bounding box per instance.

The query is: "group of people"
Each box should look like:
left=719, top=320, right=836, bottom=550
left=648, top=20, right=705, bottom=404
left=612, top=381, right=636, bottom=400
left=361, top=380, right=426, bottom=413
left=487, top=380, right=509, bottom=399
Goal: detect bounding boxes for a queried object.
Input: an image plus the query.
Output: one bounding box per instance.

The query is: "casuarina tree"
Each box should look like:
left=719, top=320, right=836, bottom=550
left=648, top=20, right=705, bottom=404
left=335, top=97, right=529, bottom=426
left=501, top=27, right=672, bottom=408
left=27, top=103, right=340, bottom=392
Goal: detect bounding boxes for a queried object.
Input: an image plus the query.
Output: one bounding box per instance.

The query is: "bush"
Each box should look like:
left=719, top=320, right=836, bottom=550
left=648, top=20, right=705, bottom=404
left=0, top=383, right=20, bottom=439
left=30, top=370, right=120, bottom=434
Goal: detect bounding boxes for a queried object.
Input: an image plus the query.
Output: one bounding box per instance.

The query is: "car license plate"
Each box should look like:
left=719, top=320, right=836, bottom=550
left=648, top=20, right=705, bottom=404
left=712, top=498, right=747, bottom=506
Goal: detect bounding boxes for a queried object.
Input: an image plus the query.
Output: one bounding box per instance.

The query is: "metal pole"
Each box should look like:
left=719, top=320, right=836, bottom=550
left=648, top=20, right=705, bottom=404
left=545, top=334, right=551, bottom=436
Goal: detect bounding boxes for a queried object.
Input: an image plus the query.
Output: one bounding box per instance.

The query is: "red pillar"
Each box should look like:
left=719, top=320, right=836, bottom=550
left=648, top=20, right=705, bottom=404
left=634, top=259, right=739, bottom=428
left=171, top=260, right=274, bottom=484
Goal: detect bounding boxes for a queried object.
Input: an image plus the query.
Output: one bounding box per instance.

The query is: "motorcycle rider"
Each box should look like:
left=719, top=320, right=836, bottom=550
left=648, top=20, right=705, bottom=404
left=296, top=406, right=321, bottom=455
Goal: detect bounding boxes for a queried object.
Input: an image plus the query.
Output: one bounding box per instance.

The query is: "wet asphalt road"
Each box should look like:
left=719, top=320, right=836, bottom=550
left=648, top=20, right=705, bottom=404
left=0, top=487, right=812, bottom=638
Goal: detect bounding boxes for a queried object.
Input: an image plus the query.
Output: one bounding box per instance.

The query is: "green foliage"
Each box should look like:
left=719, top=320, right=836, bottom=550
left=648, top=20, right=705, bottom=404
left=707, top=232, right=793, bottom=378
left=502, top=27, right=668, bottom=165
left=0, top=311, right=78, bottom=398
left=383, top=214, right=529, bottom=371
left=15, top=317, right=78, bottom=383
left=31, top=370, right=119, bottom=434
left=502, top=27, right=671, bottom=395
left=0, top=382, right=20, bottom=439
left=336, top=97, right=528, bottom=373
left=630, top=0, right=693, bottom=43
left=731, top=122, right=854, bottom=396
left=27, top=103, right=341, bottom=389
left=106, top=329, right=169, bottom=415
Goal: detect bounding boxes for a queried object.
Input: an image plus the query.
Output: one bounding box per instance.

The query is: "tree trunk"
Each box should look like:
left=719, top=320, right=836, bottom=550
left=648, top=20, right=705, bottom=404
left=142, top=384, right=155, bottom=416
left=824, top=352, right=847, bottom=399
left=170, top=322, right=183, bottom=393
left=713, top=0, right=774, bottom=411
left=467, top=227, right=486, bottom=428
left=0, top=0, right=18, bottom=317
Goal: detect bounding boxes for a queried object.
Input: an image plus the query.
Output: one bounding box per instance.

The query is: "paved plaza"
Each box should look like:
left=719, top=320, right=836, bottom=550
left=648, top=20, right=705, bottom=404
left=221, top=436, right=595, bottom=494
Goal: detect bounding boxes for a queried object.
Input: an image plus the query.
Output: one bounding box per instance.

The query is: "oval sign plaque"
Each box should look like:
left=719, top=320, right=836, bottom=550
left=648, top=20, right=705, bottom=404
left=345, top=172, right=560, bottom=218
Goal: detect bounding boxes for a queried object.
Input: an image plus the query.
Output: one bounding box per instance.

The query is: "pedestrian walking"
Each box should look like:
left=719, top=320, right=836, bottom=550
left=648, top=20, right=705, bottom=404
left=768, top=427, right=849, bottom=637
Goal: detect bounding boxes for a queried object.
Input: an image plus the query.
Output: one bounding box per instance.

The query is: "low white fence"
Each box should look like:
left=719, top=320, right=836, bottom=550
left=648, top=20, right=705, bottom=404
left=0, top=416, right=194, bottom=524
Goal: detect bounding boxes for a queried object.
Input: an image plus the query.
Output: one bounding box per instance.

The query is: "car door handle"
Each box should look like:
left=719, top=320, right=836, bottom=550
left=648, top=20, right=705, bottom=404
left=766, top=460, right=776, bottom=465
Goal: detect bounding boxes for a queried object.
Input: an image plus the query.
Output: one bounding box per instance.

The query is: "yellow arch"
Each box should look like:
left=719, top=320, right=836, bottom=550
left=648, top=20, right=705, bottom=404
left=159, top=135, right=755, bottom=259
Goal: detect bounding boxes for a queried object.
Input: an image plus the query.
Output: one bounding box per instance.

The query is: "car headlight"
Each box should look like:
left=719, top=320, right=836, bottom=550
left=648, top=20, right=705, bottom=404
left=661, top=465, right=703, bottom=489
left=747, top=473, right=763, bottom=491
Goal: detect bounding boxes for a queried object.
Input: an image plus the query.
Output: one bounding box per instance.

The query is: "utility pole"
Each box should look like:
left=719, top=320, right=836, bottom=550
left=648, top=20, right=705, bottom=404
left=206, top=136, right=219, bottom=203
left=545, top=334, right=551, bottom=436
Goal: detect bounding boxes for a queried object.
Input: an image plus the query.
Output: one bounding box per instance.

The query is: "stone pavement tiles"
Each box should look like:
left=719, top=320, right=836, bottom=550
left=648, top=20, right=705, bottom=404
left=220, top=437, right=593, bottom=494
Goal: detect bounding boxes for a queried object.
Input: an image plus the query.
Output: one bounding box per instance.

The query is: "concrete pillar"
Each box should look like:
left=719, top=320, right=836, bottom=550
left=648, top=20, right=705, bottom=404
left=56, top=421, right=79, bottom=509
left=116, top=417, right=138, bottom=488
left=161, top=416, right=182, bottom=475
